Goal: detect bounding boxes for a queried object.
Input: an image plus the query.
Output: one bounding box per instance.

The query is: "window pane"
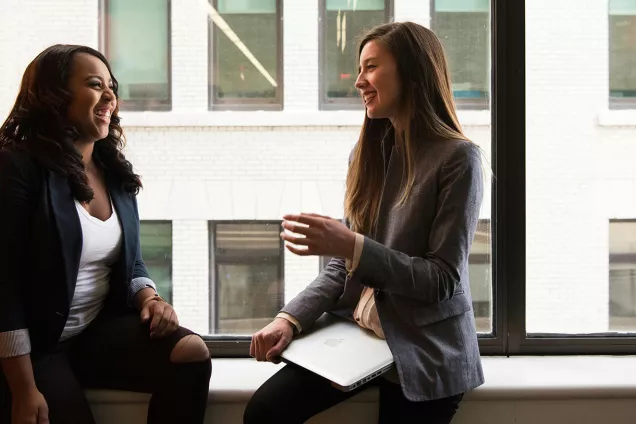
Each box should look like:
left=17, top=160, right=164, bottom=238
left=322, top=0, right=390, bottom=105
left=140, top=222, right=173, bottom=303
left=470, top=220, right=492, bottom=333
left=609, top=0, right=636, bottom=106
left=211, top=0, right=281, bottom=108
left=212, top=223, right=283, bottom=335
left=432, top=0, right=490, bottom=109
left=526, top=2, right=636, bottom=334
left=104, top=0, right=170, bottom=110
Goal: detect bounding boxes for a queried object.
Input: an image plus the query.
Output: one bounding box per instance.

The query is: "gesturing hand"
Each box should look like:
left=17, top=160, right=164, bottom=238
left=280, top=213, right=356, bottom=260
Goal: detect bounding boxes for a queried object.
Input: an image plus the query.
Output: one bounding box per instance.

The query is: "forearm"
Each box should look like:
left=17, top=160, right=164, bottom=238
left=1, top=354, right=36, bottom=394
left=355, top=236, right=461, bottom=303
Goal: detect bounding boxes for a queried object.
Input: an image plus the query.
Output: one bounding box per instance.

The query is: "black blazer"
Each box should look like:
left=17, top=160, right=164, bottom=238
left=0, top=148, right=151, bottom=354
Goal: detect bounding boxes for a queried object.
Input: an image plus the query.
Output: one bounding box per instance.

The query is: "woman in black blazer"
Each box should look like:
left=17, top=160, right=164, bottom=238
left=0, top=45, right=211, bottom=424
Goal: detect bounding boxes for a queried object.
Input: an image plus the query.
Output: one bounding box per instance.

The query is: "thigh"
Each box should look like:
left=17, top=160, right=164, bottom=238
left=378, top=380, right=463, bottom=424
left=244, top=364, right=374, bottom=424
left=69, top=309, right=195, bottom=393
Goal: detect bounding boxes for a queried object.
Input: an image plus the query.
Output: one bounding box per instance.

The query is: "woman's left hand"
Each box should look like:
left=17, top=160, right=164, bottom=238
left=281, top=213, right=356, bottom=260
left=140, top=299, right=180, bottom=339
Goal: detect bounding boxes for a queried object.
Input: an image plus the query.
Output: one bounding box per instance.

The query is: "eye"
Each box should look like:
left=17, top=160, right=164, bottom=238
left=89, top=81, right=102, bottom=89
left=367, top=65, right=377, bottom=69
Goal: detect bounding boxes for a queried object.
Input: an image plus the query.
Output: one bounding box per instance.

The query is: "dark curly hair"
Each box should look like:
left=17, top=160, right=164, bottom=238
left=0, top=44, right=142, bottom=201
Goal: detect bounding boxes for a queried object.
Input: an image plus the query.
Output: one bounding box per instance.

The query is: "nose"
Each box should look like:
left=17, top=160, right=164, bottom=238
left=103, top=86, right=116, bottom=102
left=355, top=72, right=367, bottom=91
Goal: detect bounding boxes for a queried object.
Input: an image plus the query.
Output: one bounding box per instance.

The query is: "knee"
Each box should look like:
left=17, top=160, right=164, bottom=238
left=170, top=334, right=210, bottom=363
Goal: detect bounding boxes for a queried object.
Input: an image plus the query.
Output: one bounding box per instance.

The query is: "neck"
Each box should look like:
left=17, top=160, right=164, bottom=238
left=74, top=140, right=95, bottom=169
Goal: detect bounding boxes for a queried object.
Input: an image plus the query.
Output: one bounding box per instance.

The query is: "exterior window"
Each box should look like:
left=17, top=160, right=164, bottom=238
left=209, top=0, right=283, bottom=110
left=432, top=0, right=490, bottom=109
left=609, top=220, right=636, bottom=331
left=609, top=0, right=636, bottom=109
left=210, top=222, right=284, bottom=334
left=100, top=0, right=171, bottom=110
left=320, top=0, right=392, bottom=109
left=140, top=221, right=173, bottom=303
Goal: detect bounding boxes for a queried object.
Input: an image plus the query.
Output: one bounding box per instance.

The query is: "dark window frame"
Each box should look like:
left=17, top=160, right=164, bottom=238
left=205, top=0, right=636, bottom=357
left=430, top=0, right=490, bottom=110
left=207, top=221, right=285, bottom=339
left=318, top=0, right=394, bottom=110
left=208, top=0, right=284, bottom=111
left=98, top=0, right=172, bottom=111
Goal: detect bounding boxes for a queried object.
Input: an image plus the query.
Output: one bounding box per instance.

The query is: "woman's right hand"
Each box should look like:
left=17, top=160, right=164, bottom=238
left=11, top=387, right=49, bottom=424
left=250, top=318, right=294, bottom=363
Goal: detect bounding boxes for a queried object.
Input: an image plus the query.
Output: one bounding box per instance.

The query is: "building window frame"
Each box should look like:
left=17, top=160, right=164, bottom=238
left=318, top=0, right=394, bottom=111
left=207, top=0, right=284, bottom=111
left=430, top=0, right=490, bottom=110
left=609, top=0, right=636, bottom=110
left=98, top=0, right=172, bottom=111
left=208, top=221, right=285, bottom=336
left=139, top=220, right=173, bottom=304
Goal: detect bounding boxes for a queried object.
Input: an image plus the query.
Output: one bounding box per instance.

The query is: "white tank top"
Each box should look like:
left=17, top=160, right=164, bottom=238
left=59, top=199, right=122, bottom=341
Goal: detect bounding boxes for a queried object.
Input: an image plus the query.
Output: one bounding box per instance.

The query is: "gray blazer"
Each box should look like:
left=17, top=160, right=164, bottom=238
left=280, top=139, right=485, bottom=402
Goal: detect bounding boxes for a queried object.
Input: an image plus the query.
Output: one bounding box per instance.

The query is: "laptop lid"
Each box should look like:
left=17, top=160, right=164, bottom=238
left=280, top=313, right=394, bottom=391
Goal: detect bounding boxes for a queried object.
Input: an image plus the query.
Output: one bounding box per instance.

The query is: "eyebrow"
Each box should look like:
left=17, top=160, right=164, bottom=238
left=359, top=57, right=379, bottom=69
left=84, top=75, right=113, bottom=84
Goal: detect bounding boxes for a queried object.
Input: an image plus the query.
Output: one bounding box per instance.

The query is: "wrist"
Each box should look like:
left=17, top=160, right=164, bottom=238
left=345, top=230, right=357, bottom=260
left=275, top=317, right=298, bottom=336
left=141, top=293, right=165, bottom=309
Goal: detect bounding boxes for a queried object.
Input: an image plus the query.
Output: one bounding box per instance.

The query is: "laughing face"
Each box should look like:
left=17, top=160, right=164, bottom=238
left=66, top=53, right=117, bottom=144
left=355, top=40, right=401, bottom=121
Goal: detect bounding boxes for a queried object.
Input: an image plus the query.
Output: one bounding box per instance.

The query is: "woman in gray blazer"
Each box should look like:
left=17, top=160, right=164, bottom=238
left=245, top=21, right=485, bottom=424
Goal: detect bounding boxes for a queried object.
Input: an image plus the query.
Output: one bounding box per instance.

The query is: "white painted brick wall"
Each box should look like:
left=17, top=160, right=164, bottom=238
left=171, top=220, right=210, bottom=334
left=1, top=0, right=635, bottom=337
left=0, top=0, right=98, bottom=118
left=394, top=0, right=431, bottom=27
left=283, top=0, right=320, bottom=110
left=171, top=0, right=209, bottom=111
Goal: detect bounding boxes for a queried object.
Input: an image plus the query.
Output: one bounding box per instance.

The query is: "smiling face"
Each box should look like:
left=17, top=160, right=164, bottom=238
left=66, top=53, right=117, bottom=143
left=355, top=40, right=401, bottom=121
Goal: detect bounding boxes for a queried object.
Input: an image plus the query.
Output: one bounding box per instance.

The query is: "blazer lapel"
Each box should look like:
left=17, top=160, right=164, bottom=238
left=47, top=172, right=82, bottom=305
left=109, top=185, right=136, bottom=282
left=374, top=146, right=402, bottom=241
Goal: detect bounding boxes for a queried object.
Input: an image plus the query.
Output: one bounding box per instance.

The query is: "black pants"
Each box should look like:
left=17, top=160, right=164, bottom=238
left=243, top=364, right=463, bottom=424
left=0, top=308, right=212, bottom=424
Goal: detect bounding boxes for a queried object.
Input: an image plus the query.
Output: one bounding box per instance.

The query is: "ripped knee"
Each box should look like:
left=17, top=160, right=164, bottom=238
left=170, top=334, right=210, bottom=363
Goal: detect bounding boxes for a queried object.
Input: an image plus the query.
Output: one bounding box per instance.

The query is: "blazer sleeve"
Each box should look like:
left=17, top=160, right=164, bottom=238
left=0, top=149, right=40, bottom=357
left=126, top=195, right=157, bottom=307
left=351, top=142, right=484, bottom=304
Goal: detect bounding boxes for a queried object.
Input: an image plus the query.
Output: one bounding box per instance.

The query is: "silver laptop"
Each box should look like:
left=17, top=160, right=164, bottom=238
left=280, top=312, right=394, bottom=391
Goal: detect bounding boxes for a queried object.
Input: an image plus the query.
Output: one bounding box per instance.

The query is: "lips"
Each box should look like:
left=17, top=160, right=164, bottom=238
left=363, top=92, right=377, bottom=105
left=94, top=108, right=112, bottom=123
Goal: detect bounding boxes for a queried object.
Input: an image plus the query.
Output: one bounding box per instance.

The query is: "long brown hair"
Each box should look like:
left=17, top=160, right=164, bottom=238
left=345, top=22, right=466, bottom=234
left=0, top=44, right=141, bottom=201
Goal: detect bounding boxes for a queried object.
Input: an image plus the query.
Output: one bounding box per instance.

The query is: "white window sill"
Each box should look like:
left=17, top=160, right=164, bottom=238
left=597, top=110, right=636, bottom=127
left=118, top=110, right=490, bottom=128
left=84, top=355, right=636, bottom=405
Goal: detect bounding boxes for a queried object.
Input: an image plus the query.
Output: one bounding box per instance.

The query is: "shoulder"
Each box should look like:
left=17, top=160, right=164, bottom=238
left=0, top=146, right=43, bottom=185
left=419, top=139, right=483, bottom=169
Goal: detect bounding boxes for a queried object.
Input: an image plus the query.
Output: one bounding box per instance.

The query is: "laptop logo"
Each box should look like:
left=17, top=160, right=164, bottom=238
left=324, top=338, right=344, bottom=347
